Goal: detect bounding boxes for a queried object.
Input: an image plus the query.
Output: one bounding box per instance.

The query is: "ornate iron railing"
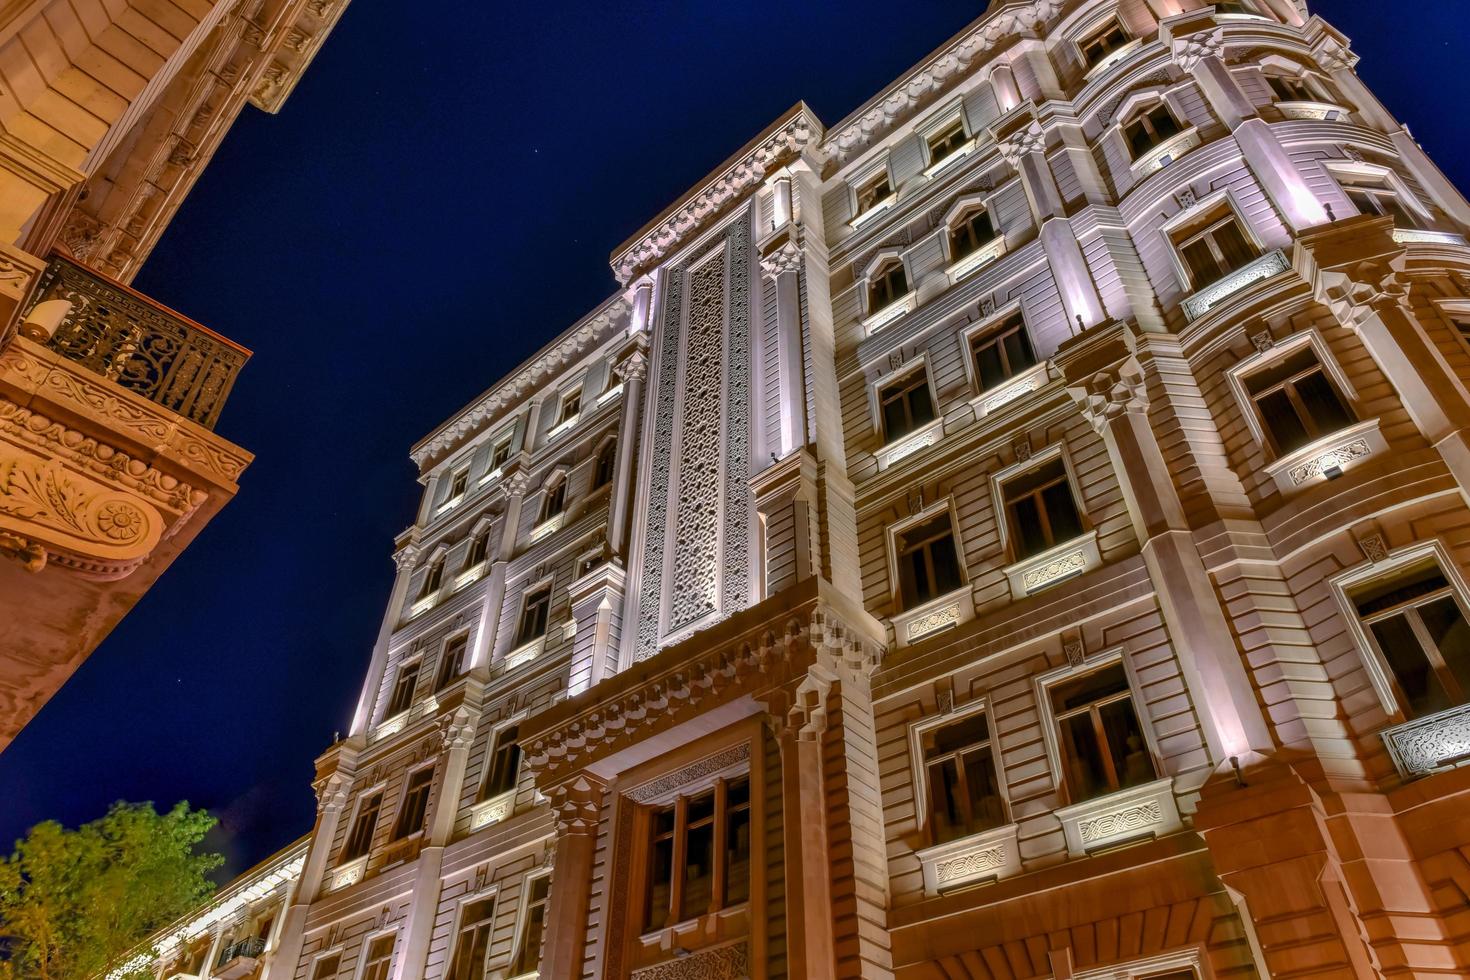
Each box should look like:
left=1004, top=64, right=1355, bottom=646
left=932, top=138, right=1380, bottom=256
left=217, top=936, right=266, bottom=966
left=24, top=256, right=249, bottom=428
left=1382, top=703, right=1470, bottom=779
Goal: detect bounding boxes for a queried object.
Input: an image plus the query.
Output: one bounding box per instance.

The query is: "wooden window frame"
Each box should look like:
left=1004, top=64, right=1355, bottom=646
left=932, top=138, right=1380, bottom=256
left=507, top=873, right=552, bottom=977
left=950, top=206, right=998, bottom=261
left=444, top=892, right=498, bottom=980
left=854, top=168, right=894, bottom=217
left=1078, top=18, right=1130, bottom=69
left=876, top=365, right=936, bottom=444
left=1038, top=656, right=1160, bottom=806
left=464, top=528, right=490, bottom=569
left=1241, top=345, right=1356, bottom=457
left=448, top=468, right=469, bottom=500
left=911, top=703, right=1009, bottom=845
left=514, top=584, right=552, bottom=646
left=355, top=932, right=396, bottom=980
left=417, top=557, right=445, bottom=600
left=480, top=722, right=522, bottom=801
left=309, top=951, right=342, bottom=980
left=638, top=773, right=753, bottom=934
left=890, top=507, right=966, bottom=612
left=489, top=435, right=513, bottom=472
left=1169, top=205, right=1259, bottom=290
left=392, top=765, right=436, bottom=840
left=593, top=439, right=617, bottom=490
left=1123, top=102, right=1184, bottom=161
left=868, top=258, right=910, bottom=312
left=434, top=633, right=469, bottom=691
left=538, top=478, right=567, bottom=524
left=999, top=456, right=1087, bottom=561
left=341, top=789, right=384, bottom=862
left=384, top=659, right=421, bottom=718
left=969, top=312, right=1037, bottom=392
left=926, top=118, right=969, bottom=167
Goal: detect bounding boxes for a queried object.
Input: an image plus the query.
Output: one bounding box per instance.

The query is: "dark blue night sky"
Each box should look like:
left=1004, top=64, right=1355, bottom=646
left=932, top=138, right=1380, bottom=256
left=3, top=0, right=1466, bottom=876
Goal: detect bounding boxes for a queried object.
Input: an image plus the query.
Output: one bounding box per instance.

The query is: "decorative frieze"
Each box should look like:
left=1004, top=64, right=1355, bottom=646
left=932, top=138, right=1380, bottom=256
left=862, top=292, right=916, bottom=335
left=1129, top=127, right=1202, bottom=180
left=1004, top=530, right=1100, bottom=597
left=915, top=822, right=1022, bottom=895
left=974, top=362, right=1047, bottom=418
left=876, top=418, right=943, bottom=470
left=1264, top=417, right=1386, bottom=495
left=1181, top=249, right=1291, bottom=321
left=626, top=743, right=751, bottom=803
left=630, top=941, right=749, bottom=980
left=1382, top=703, right=1470, bottom=779
left=1053, top=777, right=1181, bottom=858
left=890, top=585, right=973, bottom=648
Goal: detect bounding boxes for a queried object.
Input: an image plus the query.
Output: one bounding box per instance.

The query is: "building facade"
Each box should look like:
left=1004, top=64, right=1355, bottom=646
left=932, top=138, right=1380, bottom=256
left=182, top=0, right=1470, bottom=977
left=0, top=0, right=350, bottom=750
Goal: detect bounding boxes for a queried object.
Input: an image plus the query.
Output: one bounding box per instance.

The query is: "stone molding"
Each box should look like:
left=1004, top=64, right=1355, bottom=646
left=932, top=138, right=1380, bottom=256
left=625, top=743, right=751, bottom=803
left=550, top=774, right=606, bottom=836
left=1067, top=356, right=1149, bottom=434
left=759, top=239, right=805, bottom=278
left=630, top=940, right=749, bottom=980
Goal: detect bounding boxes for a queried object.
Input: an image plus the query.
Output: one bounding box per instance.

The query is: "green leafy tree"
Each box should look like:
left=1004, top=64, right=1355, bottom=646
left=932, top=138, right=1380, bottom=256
left=0, top=802, right=222, bottom=980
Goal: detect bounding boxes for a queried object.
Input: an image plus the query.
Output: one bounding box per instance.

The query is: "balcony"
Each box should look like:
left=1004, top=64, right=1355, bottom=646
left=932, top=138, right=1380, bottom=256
left=1180, top=249, right=1290, bottom=321
left=22, top=255, right=249, bottom=428
left=915, top=822, right=1022, bottom=896
left=1383, top=703, right=1470, bottom=779
left=1053, top=777, right=1181, bottom=858
left=214, top=937, right=267, bottom=979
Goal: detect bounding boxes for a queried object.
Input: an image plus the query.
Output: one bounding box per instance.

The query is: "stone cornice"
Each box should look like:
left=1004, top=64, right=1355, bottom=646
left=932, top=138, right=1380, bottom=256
left=609, top=104, right=826, bottom=285
left=821, top=0, right=1063, bottom=167
left=410, top=295, right=631, bottom=470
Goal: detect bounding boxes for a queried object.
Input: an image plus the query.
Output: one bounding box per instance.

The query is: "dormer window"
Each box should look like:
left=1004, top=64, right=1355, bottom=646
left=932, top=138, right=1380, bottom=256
left=951, top=207, right=998, bottom=261
left=1124, top=104, right=1184, bottom=160
left=856, top=171, right=893, bottom=216
left=539, top=479, right=566, bottom=523
left=927, top=120, right=968, bottom=166
left=1172, top=203, right=1257, bottom=290
left=869, top=259, right=909, bottom=311
left=1079, top=20, right=1130, bottom=70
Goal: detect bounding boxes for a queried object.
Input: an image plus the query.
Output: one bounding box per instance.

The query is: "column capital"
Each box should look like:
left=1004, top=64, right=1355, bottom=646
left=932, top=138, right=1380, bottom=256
left=440, top=705, right=477, bottom=752
left=550, top=774, right=606, bottom=836
left=1292, top=216, right=1410, bottom=327
left=613, top=345, right=648, bottom=384
left=760, top=238, right=805, bottom=278
left=392, top=540, right=422, bottom=570
left=313, top=772, right=350, bottom=814
left=1166, top=27, right=1226, bottom=74
left=504, top=468, right=531, bottom=498
left=994, top=118, right=1047, bottom=169
left=1313, top=37, right=1359, bottom=74
left=1068, top=356, right=1150, bottom=434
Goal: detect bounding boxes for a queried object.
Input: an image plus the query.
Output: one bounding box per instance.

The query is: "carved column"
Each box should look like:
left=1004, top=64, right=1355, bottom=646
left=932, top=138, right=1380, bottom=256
left=1163, top=18, right=1329, bottom=232
left=1060, top=327, right=1272, bottom=759
left=760, top=236, right=809, bottom=459
left=350, top=542, right=419, bottom=735
left=1294, top=217, right=1470, bottom=501
left=539, top=775, right=606, bottom=980
left=396, top=709, right=476, bottom=980
left=269, top=767, right=352, bottom=978
left=609, top=343, right=648, bottom=558
left=478, top=471, right=529, bottom=668
left=993, top=112, right=1106, bottom=332
left=774, top=682, right=837, bottom=980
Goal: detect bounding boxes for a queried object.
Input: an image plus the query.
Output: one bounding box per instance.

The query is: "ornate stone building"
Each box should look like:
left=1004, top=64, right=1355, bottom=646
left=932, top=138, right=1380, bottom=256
left=150, top=0, right=1470, bottom=977
left=0, top=0, right=349, bottom=750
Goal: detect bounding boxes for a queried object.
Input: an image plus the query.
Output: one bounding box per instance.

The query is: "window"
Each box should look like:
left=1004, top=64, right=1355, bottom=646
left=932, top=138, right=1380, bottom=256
left=1243, top=345, right=1354, bottom=455
left=393, top=768, right=434, bottom=840
left=1352, top=561, right=1470, bottom=719
left=360, top=935, right=394, bottom=980
left=449, top=469, right=469, bottom=500
left=1049, top=662, right=1157, bottom=804
left=417, top=559, right=445, bottom=601
left=514, top=585, right=551, bottom=646
left=385, top=661, right=420, bottom=717
left=855, top=171, right=893, bottom=216
left=1003, top=458, right=1085, bottom=561
left=894, top=512, right=964, bottom=610
left=508, top=876, right=551, bottom=976
left=594, top=440, right=616, bottom=489
left=950, top=207, right=998, bottom=261
left=1267, top=73, right=1316, bottom=103
left=1340, top=173, right=1422, bottom=229
left=446, top=898, right=495, bottom=980
left=971, top=313, right=1037, bottom=392
left=539, top=480, right=566, bottom=524
left=643, top=775, right=751, bottom=931
left=311, top=954, right=341, bottom=980
left=465, top=528, right=490, bottom=569
left=921, top=711, right=1005, bottom=844
left=927, top=119, right=968, bottom=165
left=1213, top=0, right=1257, bottom=14
left=490, top=437, right=512, bottom=472
left=1124, top=103, right=1184, bottom=160
left=1079, top=20, right=1130, bottom=69
left=434, top=635, right=467, bottom=691
left=878, top=369, right=935, bottom=443
left=869, top=259, right=909, bottom=310
left=481, top=724, right=522, bottom=800
left=558, top=389, right=581, bottom=425
left=342, top=792, right=382, bottom=861
left=1173, top=207, right=1257, bottom=288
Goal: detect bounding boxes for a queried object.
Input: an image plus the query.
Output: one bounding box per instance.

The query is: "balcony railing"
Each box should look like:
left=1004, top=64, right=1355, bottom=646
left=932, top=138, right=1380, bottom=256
left=23, top=255, right=249, bottom=428
left=217, top=936, right=266, bottom=967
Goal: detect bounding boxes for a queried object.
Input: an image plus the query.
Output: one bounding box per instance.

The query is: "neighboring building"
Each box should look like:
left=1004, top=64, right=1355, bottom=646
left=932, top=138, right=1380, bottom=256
left=188, top=0, right=1470, bottom=977
left=0, top=0, right=350, bottom=750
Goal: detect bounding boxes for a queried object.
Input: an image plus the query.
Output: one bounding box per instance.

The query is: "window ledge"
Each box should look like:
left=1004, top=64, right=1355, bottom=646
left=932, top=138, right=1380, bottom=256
left=327, top=855, right=367, bottom=892
left=530, top=513, right=565, bottom=542
left=876, top=417, right=944, bottom=471
left=1004, top=530, right=1100, bottom=598
left=371, top=710, right=409, bottom=743
left=437, top=493, right=465, bottom=514
left=914, top=822, right=1021, bottom=896
left=455, top=561, right=488, bottom=590
left=599, top=381, right=625, bottom=405
left=1382, top=703, right=1470, bottom=779
left=1053, top=776, right=1180, bottom=858
left=1275, top=99, right=1349, bottom=122
left=1263, top=417, right=1386, bottom=496
left=1129, top=126, right=1201, bottom=181
left=380, top=831, right=424, bottom=869
left=480, top=465, right=504, bottom=486
left=849, top=195, right=895, bottom=229
left=946, top=235, right=1008, bottom=284
left=548, top=414, right=581, bottom=441
left=1083, top=38, right=1143, bottom=81
left=862, top=292, right=916, bottom=335
left=469, top=789, right=516, bottom=831
left=971, top=362, right=1049, bottom=419
left=891, top=584, right=974, bottom=648
left=503, top=635, right=546, bottom=672
left=1391, top=228, right=1469, bottom=247
left=1181, top=249, right=1290, bottom=321
left=923, top=138, right=977, bottom=179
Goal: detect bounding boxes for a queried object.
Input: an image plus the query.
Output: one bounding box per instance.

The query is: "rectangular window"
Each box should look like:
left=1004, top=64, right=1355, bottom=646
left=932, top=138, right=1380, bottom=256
left=1341, top=174, right=1422, bottom=229
left=558, top=389, right=581, bottom=424
left=642, top=775, right=751, bottom=932
left=1124, top=103, right=1183, bottom=159
left=434, top=635, right=467, bottom=691
left=465, top=529, right=490, bottom=569
left=449, top=469, right=469, bottom=500
left=311, top=954, right=341, bottom=980
left=360, top=935, right=394, bottom=980
left=1243, top=345, right=1355, bottom=455
left=342, top=791, right=382, bottom=861
left=855, top=171, right=893, bottom=215
left=393, top=768, right=434, bottom=840
left=1267, top=73, right=1315, bottom=103
left=1173, top=208, right=1256, bottom=288
left=1353, top=561, right=1470, bottom=719
left=417, top=560, right=444, bottom=601
left=1002, top=458, right=1085, bottom=561
left=921, top=711, right=1005, bottom=844
left=385, top=661, right=420, bottom=717
left=446, top=898, right=495, bottom=980
left=1080, top=20, right=1129, bottom=68
left=869, top=261, right=909, bottom=310
left=951, top=208, right=997, bottom=261
left=927, top=120, right=968, bottom=164
left=894, top=512, right=964, bottom=610
left=490, top=437, right=512, bottom=471
left=539, top=482, right=566, bottom=523
left=481, top=724, right=522, bottom=800
left=594, top=440, right=617, bottom=489
left=515, top=586, right=551, bottom=646
left=878, top=369, right=935, bottom=443
left=971, top=314, right=1037, bottom=392
left=508, top=876, right=551, bottom=976
left=1049, top=662, right=1157, bottom=804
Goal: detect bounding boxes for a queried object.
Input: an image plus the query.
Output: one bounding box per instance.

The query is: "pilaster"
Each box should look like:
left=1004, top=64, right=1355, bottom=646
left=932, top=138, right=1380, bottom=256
left=609, top=340, right=648, bottom=557
left=751, top=448, right=820, bottom=599
left=567, top=559, right=626, bottom=696
left=269, top=753, right=355, bottom=978
left=539, top=774, right=606, bottom=979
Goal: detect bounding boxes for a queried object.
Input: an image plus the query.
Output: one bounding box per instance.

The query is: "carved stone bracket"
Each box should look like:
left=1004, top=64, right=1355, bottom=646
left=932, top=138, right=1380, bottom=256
left=313, top=773, right=349, bottom=814
left=1068, top=356, right=1150, bottom=435
left=441, top=706, right=476, bottom=753
left=995, top=119, right=1047, bottom=168
left=759, top=239, right=805, bottom=278
left=1168, top=28, right=1226, bottom=73
left=550, top=774, right=606, bottom=836
left=1309, top=259, right=1411, bottom=327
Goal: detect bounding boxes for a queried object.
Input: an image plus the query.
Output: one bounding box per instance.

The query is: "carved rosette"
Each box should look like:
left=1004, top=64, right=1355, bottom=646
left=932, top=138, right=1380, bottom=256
left=1067, top=357, right=1149, bottom=435
left=1168, top=28, right=1225, bottom=73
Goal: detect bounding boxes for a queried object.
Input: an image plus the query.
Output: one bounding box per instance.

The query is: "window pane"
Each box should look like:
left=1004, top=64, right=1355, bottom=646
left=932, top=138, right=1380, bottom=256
left=907, top=384, right=936, bottom=428
left=680, top=820, right=715, bottom=920
left=1293, top=371, right=1354, bottom=437
left=928, top=713, right=989, bottom=757
left=1422, top=596, right=1470, bottom=706
left=1041, top=481, right=1083, bottom=545
left=1009, top=495, right=1049, bottom=560
left=1211, top=220, right=1254, bottom=272
left=1100, top=697, right=1155, bottom=789
left=1355, top=565, right=1448, bottom=616
left=901, top=548, right=933, bottom=606
left=1004, top=329, right=1036, bottom=374
left=961, top=747, right=1006, bottom=831
left=976, top=341, right=1007, bottom=390
left=1051, top=664, right=1130, bottom=713
left=1258, top=388, right=1311, bottom=453
left=929, top=534, right=963, bottom=597
left=927, top=757, right=965, bottom=843
left=1180, top=238, right=1219, bottom=285
left=312, top=955, right=341, bottom=980
left=1371, top=615, right=1442, bottom=716
left=724, top=805, right=751, bottom=906
left=1060, top=713, right=1111, bottom=802
left=644, top=833, right=673, bottom=930
left=1127, top=121, right=1156, bottom=158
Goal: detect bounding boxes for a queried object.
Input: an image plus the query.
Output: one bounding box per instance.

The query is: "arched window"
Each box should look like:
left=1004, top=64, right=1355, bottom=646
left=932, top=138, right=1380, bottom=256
left=869, top=259, right=909, bottom=311
left=594, top=440, right=617, bottom=489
